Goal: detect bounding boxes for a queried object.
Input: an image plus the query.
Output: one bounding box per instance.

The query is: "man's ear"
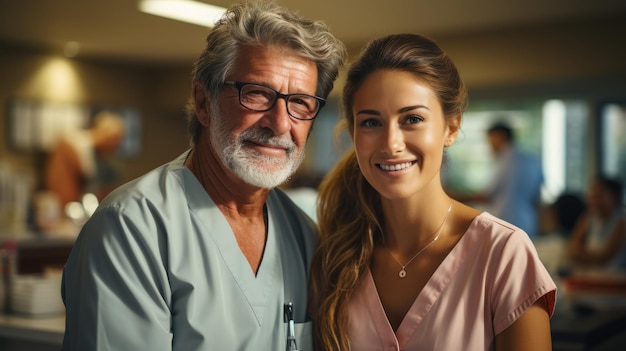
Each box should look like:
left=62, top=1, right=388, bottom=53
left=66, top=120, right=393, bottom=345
left=444, top=115, right=461, bottom=147
left=193, top=81, right=211, bottom=127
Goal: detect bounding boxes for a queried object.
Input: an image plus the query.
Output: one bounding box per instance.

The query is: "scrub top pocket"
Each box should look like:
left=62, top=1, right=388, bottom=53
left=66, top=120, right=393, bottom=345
left=287, top=320, right=312, bottom=351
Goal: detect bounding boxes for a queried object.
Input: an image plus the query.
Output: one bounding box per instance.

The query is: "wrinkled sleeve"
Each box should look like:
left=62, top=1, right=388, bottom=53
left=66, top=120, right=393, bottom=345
left=490, top=231, right=557, bottom=335
left=62, top=205, right=173, bottom=350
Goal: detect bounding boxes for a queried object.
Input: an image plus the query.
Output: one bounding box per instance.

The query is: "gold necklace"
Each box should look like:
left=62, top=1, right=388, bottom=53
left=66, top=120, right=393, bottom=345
left=385, top=202, right=452, bottom=278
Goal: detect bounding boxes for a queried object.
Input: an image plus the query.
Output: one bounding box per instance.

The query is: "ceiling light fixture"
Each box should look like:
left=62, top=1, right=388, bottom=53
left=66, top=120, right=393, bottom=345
left=138, top=0, right=226, bottom=27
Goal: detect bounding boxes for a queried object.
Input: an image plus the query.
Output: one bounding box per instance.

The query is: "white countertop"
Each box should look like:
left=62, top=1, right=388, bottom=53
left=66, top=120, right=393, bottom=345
left=0, top=313, right=64, bottom=345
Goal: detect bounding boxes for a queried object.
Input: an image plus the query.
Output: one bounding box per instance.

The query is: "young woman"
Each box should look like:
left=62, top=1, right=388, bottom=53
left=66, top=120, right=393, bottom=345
left=310, top=34, right=556, bottom=351
left=568, top=175, right=626, bottom=269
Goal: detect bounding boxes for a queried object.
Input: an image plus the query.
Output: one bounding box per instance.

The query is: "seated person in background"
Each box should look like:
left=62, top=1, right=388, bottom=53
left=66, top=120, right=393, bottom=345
left=534, top=192, right=586, bottom=274
left=548, top=192, right=586, bottom=237
left=44, top=110, right=125, bottom=208
left=567, top=175, right=626, bottom=270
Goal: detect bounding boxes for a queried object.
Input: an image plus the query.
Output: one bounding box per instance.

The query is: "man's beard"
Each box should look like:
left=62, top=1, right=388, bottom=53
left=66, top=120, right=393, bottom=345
left=209, top=110, right=306, bottom=189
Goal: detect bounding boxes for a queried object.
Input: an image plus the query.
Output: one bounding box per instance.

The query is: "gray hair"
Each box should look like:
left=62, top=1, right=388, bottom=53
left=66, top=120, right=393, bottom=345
left=185, top=0, right=347, bottom=146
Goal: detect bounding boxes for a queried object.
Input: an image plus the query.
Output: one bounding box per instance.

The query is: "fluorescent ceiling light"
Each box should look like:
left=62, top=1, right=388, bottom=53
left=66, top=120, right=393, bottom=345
left=138, top=0, right=226, bottom=27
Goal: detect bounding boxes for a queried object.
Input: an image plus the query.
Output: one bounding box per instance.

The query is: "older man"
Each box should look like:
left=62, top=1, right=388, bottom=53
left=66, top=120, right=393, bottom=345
left=61, top=1, right=346, bottom=350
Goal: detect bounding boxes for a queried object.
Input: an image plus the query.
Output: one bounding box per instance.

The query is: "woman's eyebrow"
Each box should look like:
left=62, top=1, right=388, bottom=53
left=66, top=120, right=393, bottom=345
left=355, top=109, right=381, bottom=116
left=356, top=104, right=430, bottom=116
left=398, top=104, right=429, bottom=113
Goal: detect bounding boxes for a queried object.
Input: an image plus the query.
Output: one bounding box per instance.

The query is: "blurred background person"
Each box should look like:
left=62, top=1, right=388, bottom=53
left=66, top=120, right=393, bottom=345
left=44, top=110, right=126, bottom=210
left=534, top=192, right=586, bottom=275
left=545, top=192, right=587, bottom=238
left=452, top=120, right=544, bottom=239
left=567, top=175, right=626, bottom=270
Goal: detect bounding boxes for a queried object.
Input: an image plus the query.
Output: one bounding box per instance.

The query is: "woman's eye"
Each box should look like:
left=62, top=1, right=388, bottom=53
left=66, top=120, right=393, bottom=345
left=360, top=118, right=381, bottom=127
left=404, top=115, right=424, bottom=124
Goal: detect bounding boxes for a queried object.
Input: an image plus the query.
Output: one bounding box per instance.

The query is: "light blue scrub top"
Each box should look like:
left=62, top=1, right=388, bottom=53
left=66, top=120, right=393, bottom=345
left=488, top=147, right=543, bottom=238
left=62, top=151, right=317, bottom=350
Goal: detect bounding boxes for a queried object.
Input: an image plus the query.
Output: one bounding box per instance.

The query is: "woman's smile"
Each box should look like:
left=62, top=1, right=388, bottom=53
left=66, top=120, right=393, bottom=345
left=377, top=161, right=417, bottom=172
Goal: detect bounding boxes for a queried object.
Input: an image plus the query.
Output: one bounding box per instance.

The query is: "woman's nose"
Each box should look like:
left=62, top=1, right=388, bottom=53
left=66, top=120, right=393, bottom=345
left=381, top=126, right=405, bottom=154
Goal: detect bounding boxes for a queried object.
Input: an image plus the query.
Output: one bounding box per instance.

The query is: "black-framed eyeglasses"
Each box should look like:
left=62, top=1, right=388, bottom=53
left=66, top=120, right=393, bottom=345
left=223, top=81, right=325, bottom=120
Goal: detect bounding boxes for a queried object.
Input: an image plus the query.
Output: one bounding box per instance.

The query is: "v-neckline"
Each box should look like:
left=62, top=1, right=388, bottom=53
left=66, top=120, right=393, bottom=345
left=181, top=166, right=282, bottom=326
left=363, top=215, right=480, bottom=346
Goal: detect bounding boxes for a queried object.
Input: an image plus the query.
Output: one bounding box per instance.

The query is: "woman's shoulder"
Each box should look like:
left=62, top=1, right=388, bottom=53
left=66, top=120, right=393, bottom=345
left=455, top=205, right=533, bottom=250
left=470, top=212, right=529, bottom=241
left=450, top=201, right=491, bottom=237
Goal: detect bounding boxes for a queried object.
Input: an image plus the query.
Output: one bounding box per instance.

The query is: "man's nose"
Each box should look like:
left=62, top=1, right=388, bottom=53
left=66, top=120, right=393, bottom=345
left=259, top=97, right=291, bottom=135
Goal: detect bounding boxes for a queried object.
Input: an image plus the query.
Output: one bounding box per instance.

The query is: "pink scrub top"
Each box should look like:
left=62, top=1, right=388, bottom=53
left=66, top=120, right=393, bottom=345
left=347, top=212, right=556, bottom=351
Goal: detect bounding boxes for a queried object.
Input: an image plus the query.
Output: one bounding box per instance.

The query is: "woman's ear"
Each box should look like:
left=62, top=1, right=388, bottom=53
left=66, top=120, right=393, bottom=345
left=444, top=115, right=461, bottom=147
left=193, top=81, right=211, bottom=127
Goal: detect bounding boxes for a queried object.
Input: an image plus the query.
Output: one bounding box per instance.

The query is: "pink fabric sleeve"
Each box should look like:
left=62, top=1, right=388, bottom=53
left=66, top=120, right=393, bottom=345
left=490, top=230, right=557, bottom=335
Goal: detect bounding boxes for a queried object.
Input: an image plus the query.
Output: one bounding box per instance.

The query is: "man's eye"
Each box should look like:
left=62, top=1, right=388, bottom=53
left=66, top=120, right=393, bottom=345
left=242, top=90, right=272, bottom=104
left=246, top=89, right=270, bottom=98
left=289, top=97, right=315, bottom=110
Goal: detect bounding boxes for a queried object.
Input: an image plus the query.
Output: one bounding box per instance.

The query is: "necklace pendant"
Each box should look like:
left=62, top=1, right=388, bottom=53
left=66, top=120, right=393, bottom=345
left=399, top=268, right=407, bottom=278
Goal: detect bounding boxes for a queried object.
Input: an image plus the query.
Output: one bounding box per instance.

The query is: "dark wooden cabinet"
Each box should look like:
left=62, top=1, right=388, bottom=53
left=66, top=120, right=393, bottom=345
left=2, top=236, right=74, bottom=275
left=17, top=242, right=73, bottom=275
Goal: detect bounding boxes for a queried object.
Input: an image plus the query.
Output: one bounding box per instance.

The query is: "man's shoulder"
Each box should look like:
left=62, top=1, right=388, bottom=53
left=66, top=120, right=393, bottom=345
left=268, top=188, right=317, bottom=235
left=268, top=188, right=318, bottom=260
left=270, top=188, right=313, bottom=218
left=99, top=154, right=188, bottom=209
left=513, top=147, right=540, bottom=162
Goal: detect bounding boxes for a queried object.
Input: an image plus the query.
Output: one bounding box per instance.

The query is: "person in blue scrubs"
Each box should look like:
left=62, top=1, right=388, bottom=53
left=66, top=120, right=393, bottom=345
left=452, top=121, right=544, bottom=239
left=60, top=2, right=346, bottom=350
left=482, top=121, right=544, bottom=238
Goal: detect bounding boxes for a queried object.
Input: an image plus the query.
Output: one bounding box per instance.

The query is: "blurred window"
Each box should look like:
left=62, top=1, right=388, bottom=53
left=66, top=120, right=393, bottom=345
left=600, top=103, right=626, bottom=202
left=444, top=99, right=589, bottom=204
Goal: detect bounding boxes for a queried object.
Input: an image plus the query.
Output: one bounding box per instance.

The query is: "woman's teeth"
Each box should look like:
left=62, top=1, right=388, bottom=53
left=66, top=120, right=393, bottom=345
left=379, top=161, right=414, bottom=171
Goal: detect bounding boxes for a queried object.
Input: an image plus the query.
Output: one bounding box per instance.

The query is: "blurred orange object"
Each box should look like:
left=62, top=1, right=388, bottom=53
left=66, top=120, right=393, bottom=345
left=563, top=270, right=626, bottom=294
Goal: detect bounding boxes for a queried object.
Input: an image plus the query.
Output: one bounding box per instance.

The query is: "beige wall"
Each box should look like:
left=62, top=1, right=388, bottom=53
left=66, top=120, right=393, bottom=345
left=1, top=15, right=625, bottom=193
left=440, top=16, right=626, bottom=89
left=338, top=15, right=626, bottom=98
